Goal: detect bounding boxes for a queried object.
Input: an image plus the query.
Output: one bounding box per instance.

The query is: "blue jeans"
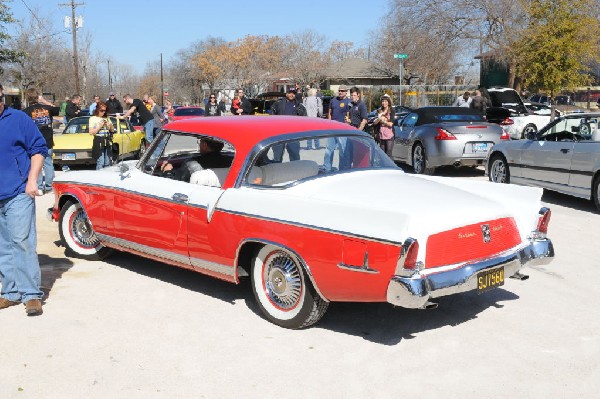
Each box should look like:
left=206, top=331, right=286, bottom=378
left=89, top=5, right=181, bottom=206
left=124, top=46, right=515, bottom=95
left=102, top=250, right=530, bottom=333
left=37, top=149, right=54, bottom=191
left=96, top=147, right=111, bottom=170
left=272, top=142, right=301, bottom=162
left=323, top=137, right=351, bottom=171
left=306, top=138, right=320, bottom=149
left=0, top=193, right=43, bottom=302
left=144, top=120, right=155, bottom=143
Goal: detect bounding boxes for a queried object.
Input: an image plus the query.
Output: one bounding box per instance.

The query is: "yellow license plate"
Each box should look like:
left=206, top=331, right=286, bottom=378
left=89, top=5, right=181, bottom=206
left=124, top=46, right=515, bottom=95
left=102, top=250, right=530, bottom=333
left=477, top=267, right=504, bottom=294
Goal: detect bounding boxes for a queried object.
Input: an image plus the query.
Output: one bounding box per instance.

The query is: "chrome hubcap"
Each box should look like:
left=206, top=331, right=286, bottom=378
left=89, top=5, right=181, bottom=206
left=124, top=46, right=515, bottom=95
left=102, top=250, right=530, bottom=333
left=413, top=146, right=424, bottom=173
left=491, top=160, right=506, bottom=183
left=263, top=251, right=302, bottom=310
left=71, top=209, right=99, bottom=248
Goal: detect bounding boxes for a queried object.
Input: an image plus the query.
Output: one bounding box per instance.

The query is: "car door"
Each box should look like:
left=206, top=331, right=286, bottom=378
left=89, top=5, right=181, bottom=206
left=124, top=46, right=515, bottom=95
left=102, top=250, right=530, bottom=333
left=519, top=118, right=575, bottom=186
left=392, top=112, right=418, bottom=161
left=568, top=118, right=600, bottom=197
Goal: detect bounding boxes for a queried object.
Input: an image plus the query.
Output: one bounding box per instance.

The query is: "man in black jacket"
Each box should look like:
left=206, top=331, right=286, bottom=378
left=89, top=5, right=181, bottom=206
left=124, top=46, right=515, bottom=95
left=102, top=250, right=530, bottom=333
left=106, top=92, right=123, bottom=115
left=271, top=87, right=307, bottom=161
left=65, top=94, right=81, bottom=121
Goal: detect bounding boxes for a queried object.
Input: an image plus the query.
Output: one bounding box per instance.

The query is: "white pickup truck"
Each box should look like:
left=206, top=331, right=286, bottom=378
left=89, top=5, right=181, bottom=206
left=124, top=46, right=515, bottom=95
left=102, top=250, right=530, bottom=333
left=488, top=87, right=552, bottom=139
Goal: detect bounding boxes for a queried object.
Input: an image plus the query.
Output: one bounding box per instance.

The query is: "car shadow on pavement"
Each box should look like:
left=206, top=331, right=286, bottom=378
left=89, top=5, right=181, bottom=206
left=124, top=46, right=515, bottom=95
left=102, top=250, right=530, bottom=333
left=39, top=253, right=75, bottom=301
left=396, top=163, right=486, bottom=177
left=105, top=252, right=251, bottom=304
left=317, top=288, right=519, bottom=345
left=541, top=190, right=598, bottom=213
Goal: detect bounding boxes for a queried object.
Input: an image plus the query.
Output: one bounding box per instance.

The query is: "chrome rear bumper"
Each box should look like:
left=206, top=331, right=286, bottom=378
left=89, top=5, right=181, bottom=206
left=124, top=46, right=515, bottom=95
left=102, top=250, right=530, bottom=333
left=386, top=238, right=554, bottom=308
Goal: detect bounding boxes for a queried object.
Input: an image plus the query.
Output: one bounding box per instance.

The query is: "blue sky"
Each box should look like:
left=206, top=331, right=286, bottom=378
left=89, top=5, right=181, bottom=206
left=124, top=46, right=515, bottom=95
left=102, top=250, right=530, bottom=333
left=6, top=0, right=389, bottom=73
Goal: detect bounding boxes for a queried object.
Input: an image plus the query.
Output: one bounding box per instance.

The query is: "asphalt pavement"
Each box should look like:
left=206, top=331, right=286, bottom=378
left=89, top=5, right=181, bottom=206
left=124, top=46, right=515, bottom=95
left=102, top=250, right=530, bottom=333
left=1, top=167, right=598, bottom=398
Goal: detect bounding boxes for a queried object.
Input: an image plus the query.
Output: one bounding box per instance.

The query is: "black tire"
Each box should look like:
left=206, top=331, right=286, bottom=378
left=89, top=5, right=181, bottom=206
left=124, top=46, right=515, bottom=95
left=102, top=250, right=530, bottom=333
left=58, top=200, right=113, bottom=260
left=488, top=154, right=510, bottom=184
left=522, top=124, right=537, bottom=139
left=412, top=143, right=434, bottom=175
left=251, top=245, right=328, bottom=329
left=593, top=175, right=600, bottom=212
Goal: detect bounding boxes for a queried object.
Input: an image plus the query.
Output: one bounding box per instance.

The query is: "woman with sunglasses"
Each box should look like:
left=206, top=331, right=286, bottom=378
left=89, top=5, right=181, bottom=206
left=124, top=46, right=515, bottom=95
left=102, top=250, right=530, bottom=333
left=205, top=93, right=222, bottom=116
left=89, top=101, right=115, bottom=170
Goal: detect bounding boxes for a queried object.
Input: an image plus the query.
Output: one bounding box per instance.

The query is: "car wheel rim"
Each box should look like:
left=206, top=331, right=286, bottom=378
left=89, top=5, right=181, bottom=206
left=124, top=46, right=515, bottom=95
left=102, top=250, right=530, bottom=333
left=262, top=250, right=303, bottom=311
left=491, top=160, right=506, bottom=183
left=413, top=146, right=424, bottom=173
left=70, top=208, right=99, bottom=248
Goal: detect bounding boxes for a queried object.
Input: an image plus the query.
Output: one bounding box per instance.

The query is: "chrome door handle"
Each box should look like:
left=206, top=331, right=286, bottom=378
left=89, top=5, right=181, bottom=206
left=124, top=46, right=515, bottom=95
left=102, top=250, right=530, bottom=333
left=172, top=193, right=188, bottom=202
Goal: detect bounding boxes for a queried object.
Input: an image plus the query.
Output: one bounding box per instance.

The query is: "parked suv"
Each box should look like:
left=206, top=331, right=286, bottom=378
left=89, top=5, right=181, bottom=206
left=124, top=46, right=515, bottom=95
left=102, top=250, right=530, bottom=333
left=488, top=87, right=552, bottom=139
left=529, top=94, right=552, bottom=106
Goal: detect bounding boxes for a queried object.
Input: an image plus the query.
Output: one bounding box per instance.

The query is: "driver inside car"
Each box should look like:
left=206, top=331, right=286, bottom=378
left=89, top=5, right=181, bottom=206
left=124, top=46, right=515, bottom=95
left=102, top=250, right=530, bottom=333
left=160, top=138, right=232, bottom=182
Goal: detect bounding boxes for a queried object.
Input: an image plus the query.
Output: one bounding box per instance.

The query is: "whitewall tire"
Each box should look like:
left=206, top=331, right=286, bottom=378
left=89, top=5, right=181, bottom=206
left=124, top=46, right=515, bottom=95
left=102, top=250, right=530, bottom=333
left=59, top=201, right=112, bottom=260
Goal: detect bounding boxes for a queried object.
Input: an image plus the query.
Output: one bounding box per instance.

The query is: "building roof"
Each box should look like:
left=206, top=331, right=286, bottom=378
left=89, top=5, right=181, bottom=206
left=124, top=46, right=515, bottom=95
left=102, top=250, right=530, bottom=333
left=325, top=58, right=390, bottom=79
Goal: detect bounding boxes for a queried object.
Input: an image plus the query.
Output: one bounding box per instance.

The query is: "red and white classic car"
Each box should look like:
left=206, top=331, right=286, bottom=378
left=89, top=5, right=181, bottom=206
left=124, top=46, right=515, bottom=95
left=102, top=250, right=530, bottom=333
left=50, top=116, right=555, bottom=329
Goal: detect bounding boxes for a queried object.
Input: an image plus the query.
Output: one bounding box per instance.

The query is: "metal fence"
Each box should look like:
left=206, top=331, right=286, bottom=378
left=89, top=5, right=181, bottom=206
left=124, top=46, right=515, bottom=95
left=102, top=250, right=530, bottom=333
left=358, top=85, right=482, bottom=111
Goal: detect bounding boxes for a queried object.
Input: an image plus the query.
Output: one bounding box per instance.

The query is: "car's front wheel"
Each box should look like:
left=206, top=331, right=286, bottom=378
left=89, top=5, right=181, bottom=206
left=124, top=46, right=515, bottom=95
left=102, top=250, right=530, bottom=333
left=251, top=245, right=328, bottom=329
left=59, top=200, right=113, bottom=260
left=489, top=154, right=510, bottom=184
left=412, top=143, right=434, bottom=175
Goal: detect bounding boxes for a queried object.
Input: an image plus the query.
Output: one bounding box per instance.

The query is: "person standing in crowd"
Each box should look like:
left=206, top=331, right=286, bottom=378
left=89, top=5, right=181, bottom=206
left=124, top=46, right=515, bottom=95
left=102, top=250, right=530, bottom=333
left=143, top=94, right=152, bottom=111
left=22, top=88, right=60, bottom=195
left=60, top=96, right=69, bottom=124
left=470, top=89, right=488, bottom=114
left=348, top=87, right=368, bottom=131
left=373, top=94, right=395, bottom=157
left=231, top=88, right=252, bottom=115
left=88, top=95, right=101, bottom=115
left=164, top=99, right=175, bottom=123
left=106, top=92, right=123, bottom=115
left=65, top=94, right=81, bottom=121
left=148, top=95, right=164, bottom=139
left=0, top=83, right=47, bottom=316
left=303, top=88, right=323, bottom=149
left=205, top=94, right=222, bottom=116
left=120, top=94, right=155, bottom=142
left=89, top=101, right=115, bottom=170
left=324, top=85, right=352, bottom=172
left=453, top=91, right=472, bottom=107
left=270, top=86, right=307, bottom=161
left=217, top=95, right=227, bottom=115
left=294, top=82, right=303, bottom=102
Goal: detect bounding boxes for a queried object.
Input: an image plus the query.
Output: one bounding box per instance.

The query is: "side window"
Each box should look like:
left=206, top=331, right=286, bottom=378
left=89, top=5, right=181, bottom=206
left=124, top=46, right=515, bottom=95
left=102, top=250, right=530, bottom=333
left=402, top=113, right=418, bottom=127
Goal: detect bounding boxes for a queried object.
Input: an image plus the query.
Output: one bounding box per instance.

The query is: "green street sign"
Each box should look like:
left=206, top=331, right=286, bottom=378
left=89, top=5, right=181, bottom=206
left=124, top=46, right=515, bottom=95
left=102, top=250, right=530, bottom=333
left=394, top=53, right=408, bottom=59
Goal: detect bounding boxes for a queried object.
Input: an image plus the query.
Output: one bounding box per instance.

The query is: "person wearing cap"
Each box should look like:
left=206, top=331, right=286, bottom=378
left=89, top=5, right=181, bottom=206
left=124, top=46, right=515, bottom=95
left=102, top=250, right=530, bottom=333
left=270, top=86, right=308, bottom=161
left=0, top=83, right=47, bottom=316
left=324, top=85, right=352, bottom=172
left=106, top=92, right=123, bottom=115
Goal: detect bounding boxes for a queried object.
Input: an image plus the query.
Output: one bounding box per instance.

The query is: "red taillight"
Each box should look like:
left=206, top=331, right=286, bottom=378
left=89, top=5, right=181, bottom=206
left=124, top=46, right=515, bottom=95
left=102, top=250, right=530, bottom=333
left=500, top=118, right=514, bottom=126
left=434, top=128, right=457, bottom=140
left=403, top=240, right=420, bottom=270
left=500, top=131, right=510, bottom=140
left=537, top=208, right=551, bottom=234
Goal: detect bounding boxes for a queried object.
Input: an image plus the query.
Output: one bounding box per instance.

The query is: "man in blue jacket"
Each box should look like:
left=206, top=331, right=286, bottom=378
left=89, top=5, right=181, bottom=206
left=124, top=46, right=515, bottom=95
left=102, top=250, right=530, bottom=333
left=0, top=83, right=48, bottom=316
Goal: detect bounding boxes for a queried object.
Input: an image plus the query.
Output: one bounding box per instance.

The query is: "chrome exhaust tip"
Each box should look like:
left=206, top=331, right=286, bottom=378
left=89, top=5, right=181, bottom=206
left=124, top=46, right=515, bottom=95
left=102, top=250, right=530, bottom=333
left=420, top=301, right=439, bottom=310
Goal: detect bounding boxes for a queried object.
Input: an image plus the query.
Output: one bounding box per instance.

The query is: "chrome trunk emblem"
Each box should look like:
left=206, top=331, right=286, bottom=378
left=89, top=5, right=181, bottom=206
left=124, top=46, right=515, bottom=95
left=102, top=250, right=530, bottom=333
left=481, top=224, right=491, bottom=243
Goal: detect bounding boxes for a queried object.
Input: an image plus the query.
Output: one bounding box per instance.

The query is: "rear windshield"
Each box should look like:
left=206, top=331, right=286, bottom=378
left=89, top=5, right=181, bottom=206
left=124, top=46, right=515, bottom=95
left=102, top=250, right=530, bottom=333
left=434, top=114, right=485, bottom=122
left=174, top=108, right=204, bottom=116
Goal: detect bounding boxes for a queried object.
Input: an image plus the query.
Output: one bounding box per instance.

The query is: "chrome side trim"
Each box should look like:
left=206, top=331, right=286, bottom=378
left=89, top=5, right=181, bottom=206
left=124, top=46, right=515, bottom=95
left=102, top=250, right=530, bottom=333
left=337, top=252, right=379, bottom=274
left=235, top=238, right=329, bottom=302
left=386, top=238, right=554, bottom=308
left=96, top=233, right=235, bottom=278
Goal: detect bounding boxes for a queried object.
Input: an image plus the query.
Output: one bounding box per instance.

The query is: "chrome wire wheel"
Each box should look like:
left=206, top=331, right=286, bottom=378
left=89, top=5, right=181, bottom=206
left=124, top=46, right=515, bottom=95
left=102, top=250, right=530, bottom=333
left=59, top=201, right=112, bottom=260
left=251, top=244, right=328, bottom=329
left=262, top=250, right=303, bottom=310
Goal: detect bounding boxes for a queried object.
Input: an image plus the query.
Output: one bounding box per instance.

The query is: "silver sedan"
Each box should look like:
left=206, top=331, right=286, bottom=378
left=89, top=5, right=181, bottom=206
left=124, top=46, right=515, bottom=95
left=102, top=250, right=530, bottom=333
left=391, top=107, right=509, bottom=174
left=487, top=112, right=600, bottom=210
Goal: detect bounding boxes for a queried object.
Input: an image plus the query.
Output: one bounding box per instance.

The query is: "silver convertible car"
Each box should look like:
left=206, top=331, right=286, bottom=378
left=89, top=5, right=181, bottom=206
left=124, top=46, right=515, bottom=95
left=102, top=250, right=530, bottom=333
left=391, top=107, right=509, bottom=174
left=487, top=112, right=600, bottom=210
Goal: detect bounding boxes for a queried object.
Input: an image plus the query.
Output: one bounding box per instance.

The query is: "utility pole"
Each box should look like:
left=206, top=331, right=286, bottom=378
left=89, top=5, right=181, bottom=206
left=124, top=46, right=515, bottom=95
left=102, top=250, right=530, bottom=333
left=160, top=53, right=164, bottom=106
left=60, top=0, right=84, bottom=94
left=107, top=59, right=112, bottom=91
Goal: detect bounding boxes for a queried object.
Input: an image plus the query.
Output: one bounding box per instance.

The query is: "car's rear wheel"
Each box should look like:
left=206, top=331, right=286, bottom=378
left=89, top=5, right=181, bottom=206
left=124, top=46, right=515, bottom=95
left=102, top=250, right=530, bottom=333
left=59, top=200, right=113, bottom=260
left=489, top=154, right=510, bottom=184
left=412, top=143, right=434, bottom=175
left=593, top=175, right=600, bottom=212
left=522, top=124, right=537, bottom=139
left=251, top=245, right=328, bottom=329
